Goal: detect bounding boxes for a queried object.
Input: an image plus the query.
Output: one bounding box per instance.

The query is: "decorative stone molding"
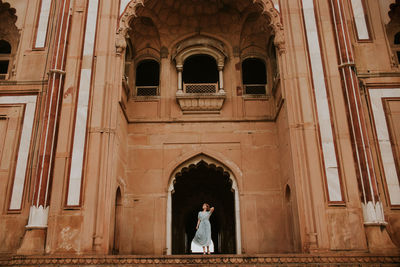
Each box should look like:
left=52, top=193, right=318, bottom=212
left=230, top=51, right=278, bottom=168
left=1, top=254, right=399, bottom=266
left=172, top=35, right=227, bottom=68
left=176, top=93, right=226, bottom=114
left=255, top=0, right=285, bottom=54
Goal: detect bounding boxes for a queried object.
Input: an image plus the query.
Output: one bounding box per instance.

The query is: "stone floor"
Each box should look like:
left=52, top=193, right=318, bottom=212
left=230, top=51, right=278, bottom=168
left=0, top=254, right=399, bottom=266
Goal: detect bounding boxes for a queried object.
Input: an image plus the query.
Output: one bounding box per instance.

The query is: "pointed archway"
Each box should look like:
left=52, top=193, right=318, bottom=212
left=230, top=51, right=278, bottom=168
left=113, top=187, right=122, bottom=254
left=166, top=154, right=241, bottom=255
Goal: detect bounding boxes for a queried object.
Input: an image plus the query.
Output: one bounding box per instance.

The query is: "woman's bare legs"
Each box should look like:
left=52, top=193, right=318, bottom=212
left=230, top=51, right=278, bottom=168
left=202, top=246, right=206, bottom=254
left=207, top=246, right=210, bottom=254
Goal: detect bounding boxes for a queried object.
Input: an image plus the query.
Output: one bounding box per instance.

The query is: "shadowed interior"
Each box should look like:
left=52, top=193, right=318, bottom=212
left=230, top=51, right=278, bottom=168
left=172, top=160, right=236, bottom=254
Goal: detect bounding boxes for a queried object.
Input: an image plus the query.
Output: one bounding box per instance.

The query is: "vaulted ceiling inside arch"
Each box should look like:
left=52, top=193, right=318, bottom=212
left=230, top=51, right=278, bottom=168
left=127, top=0, right=272, bottom=56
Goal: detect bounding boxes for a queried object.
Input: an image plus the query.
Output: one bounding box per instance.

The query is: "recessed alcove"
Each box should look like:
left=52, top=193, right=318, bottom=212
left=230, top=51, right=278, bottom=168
left=171, top=160, right=236, bottom=254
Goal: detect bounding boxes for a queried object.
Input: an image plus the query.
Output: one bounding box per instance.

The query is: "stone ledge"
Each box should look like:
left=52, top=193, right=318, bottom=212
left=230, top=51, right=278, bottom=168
left=1, top=254, right=399, bottom=266
left=176, top=93, right=226, bottom=114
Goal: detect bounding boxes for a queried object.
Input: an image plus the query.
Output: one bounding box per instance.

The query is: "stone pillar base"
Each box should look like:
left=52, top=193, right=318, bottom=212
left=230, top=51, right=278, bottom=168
left=17, top=228, right=46, bottom=255
left=365, top=224, right=400, bottom=254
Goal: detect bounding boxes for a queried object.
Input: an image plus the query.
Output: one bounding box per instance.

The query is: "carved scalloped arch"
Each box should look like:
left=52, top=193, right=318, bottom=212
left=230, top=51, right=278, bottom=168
left=0, top=0, right=19, bottom=43
left=116, top=0, right=284, bottom=55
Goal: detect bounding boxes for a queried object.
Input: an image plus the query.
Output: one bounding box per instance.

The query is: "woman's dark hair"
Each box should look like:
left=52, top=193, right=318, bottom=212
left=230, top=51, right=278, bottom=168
left=203, top=203, right=210, bottom=211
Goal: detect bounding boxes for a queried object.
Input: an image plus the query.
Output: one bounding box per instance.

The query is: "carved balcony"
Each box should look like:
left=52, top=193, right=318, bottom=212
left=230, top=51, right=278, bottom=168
left=176, top=83, right=226, bottom=113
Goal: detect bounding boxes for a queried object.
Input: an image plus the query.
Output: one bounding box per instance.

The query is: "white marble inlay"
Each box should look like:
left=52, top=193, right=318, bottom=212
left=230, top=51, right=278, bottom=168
left=27, top=205, right=49, bottom=227
left=67, top=0, right=99, bottom=206
left=369, top=88, right=400, bottom=205
left=272, top=0, right=280, bottom=12
left=120, top=0, right=131, bottom=15
left=302, top=0, right=342, bottom=202
left=350, top=0, right=370, bottom=40
left=362, top=201, right=385, bottom=223
left=0, top=95, right=37, bottom=210
left=35, top=0, right=52, bottom=48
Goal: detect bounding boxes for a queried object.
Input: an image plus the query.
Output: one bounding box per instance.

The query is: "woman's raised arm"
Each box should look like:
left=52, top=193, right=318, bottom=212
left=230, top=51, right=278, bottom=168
left=209, top=207, right=214, bottom=216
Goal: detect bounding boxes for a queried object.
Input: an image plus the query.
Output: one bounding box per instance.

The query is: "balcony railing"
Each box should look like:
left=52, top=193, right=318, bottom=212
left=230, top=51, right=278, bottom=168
left=0, top=73, right=8, bottom=80
left=183, top=83, right=218, bottom=94
left=136, top=86, right=159, bottom=96
left=244, top=84, right=266, bottom=95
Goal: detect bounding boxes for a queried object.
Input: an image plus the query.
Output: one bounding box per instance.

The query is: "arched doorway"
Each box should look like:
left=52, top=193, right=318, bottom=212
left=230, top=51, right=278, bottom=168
left=113, top=187, right=122, bottom=254
left=166, top=155, right=241, bottom=255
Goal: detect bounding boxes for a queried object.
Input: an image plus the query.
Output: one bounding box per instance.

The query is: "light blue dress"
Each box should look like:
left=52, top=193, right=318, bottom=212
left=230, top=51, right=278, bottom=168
left=192, top=211, right=212, bottom=246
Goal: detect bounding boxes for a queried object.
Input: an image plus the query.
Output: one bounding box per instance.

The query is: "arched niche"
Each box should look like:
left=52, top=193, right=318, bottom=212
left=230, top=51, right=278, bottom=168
left=116, top=0, right=284, bottom=55
left=115, top=0, right=285, bottom=113
left=0, top=1, right=19, bottom=80
left=166, top=154, right=241, bottom=255
left=123, top=15, right=161, bottom=96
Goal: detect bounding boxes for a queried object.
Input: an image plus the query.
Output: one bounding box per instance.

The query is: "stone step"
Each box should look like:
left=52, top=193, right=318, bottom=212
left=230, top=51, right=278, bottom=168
left=1, top=254, right=400, bottom=266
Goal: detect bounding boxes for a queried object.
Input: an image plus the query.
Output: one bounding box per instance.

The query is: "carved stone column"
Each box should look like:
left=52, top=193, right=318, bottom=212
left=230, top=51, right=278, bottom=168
left=177, top=64, right=183, bottom=94
left=218, top=65, right=225, bottom=94
left=18, top=0, right=72, bottom=254
left=329, top=0, right=398, bottom=253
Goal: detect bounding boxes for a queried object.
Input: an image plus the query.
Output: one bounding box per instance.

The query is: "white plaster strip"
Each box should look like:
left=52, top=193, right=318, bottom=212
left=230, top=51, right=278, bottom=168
left=302, top=0, right=342, bottom=202
left=369, top=89, right=400, bottom=205
left=120, top=0, right=131, bottom=15
left=0, top=95, right=37, bottom=210
left=350, top=0, right=370, bottom=40
left=272, top=0, right=280, bottom=12
left=35, top=0, right=52, bottom=48
left=67, top=0, right=99, bottom=206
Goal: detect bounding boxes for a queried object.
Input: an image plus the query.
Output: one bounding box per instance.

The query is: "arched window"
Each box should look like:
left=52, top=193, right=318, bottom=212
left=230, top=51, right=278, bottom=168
left=0, top=40, right=11, bottom=79
left=182, top=55, right=218, bottom=93
left=242, top=58, right=267, bottom=95
left=135, top=59, right=160, bottom=96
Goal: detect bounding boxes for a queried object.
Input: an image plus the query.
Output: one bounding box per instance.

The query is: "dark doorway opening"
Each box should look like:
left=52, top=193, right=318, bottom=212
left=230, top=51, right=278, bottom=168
left=0, top=40, right=11, bottom=75
left=172, top=160, right=236, bottom=254
left=135, top=59, right=159, bottom=96
left=242, top=58, right=266, bottom=94
left=136, top=60, right=159, bottom=86
left=183, top=54, right=218, bottom=83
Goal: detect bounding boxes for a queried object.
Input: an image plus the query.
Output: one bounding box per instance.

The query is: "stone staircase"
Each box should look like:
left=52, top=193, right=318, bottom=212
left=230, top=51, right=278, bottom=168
left=1, top=254, right=400, bottom=266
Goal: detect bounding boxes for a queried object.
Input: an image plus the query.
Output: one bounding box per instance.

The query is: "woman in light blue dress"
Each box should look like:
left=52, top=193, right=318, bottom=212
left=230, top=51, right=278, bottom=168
left=192, top=203, right=214, bottom=254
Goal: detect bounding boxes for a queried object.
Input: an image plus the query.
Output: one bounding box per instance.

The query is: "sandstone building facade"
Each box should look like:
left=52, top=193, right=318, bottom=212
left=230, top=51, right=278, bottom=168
left=0, top=0, right=400, bottom=259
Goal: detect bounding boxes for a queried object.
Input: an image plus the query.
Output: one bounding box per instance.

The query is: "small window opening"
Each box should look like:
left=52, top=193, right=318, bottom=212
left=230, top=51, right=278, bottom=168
left=0, top=40, right=11, bottom=78
left=394, top=32, right=400, bottom=44
left=242, top=58, right=267, bottom=95
left=135, top=59, right=159, bottom=96
left=393, top=32, right=400, bottom=63
left=285, top=184, right=291, bottom=202
left=183, top=55, right=218, bottom=93
left=0, top=61, right=9, bottom=74
left=0, top=40, right=11, bottom=54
